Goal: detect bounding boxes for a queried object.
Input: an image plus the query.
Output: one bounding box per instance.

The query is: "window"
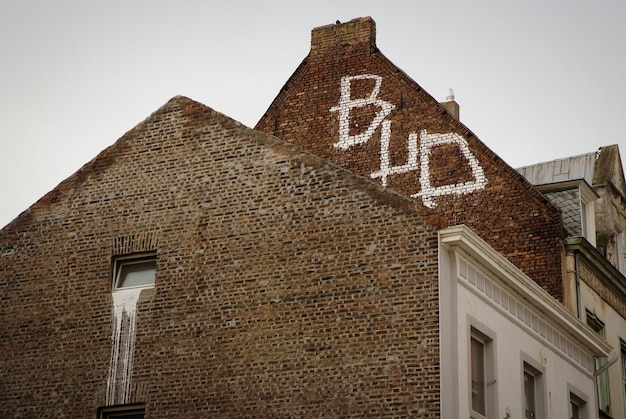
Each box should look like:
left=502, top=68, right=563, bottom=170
left=587, top=310, right=611, bottom=416
left=619, top=339, right=626, bottom=412
left=579, top=182, right=597, bottom=246
left=522, top=359, right=545, bottom=419
left=611, top=231, right=626, bottom=276
left=524, top=370, right=536, bottom=418
left=470, top=326, right=496, bottom=418
left=569, top=391, right=587, bottom=419
left=471, top=335, right=486, bottom=415
left=580, top=200, right=588, bottom=239
left=98, top=404, right=145, bottom=419
left=113, top=254, right=156, bottom=290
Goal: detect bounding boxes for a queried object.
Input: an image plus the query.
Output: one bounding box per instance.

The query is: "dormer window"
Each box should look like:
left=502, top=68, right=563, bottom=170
left=535, top=180, right=598, bottom=246
left=579, top=182, right=597, bottom=246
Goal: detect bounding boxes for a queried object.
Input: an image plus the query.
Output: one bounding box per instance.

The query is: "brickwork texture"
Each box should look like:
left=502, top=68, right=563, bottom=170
left=1, top=16, right=570, bottom=417
left=0, top=96, right=442, bottom=417
left=257, top=17, right=564, bottom=300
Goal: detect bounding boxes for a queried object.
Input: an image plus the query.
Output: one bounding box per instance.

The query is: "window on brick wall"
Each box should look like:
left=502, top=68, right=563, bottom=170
left=98, top=404, right=145, bottom=419
left=113, top=253, right=156, bottom=290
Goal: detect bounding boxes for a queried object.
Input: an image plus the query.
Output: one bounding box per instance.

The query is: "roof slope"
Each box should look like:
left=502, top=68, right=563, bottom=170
left=0, top=95, right=444, bottom=416
left=1, top=95, right=427, bottom=242
left=518, top=145, right=626, bottom=194
left=517, top=151, right=598, bottom=186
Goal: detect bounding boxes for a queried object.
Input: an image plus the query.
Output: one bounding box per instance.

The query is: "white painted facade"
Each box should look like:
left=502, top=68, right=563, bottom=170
left=439, top=225, right=611, bottom=419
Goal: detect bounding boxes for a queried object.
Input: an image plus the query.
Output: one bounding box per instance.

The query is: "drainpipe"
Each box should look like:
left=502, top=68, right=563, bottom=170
left=575, top=252, right=582, bottom=320
left=594, top=351, right=619, bottom=378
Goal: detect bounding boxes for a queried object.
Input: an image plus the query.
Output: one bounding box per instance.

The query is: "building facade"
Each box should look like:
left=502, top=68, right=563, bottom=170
left=256, top=17, right=564, bottom=299
left=0, top=17, right=621, bottom=418
left=439, top=226, right=609, bottom=419
left=519, top=146, right=626, bottom=418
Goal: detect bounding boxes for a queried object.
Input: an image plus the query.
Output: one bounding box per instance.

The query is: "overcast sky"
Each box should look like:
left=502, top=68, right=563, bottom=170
left=1, top=1, right=625, bottom=228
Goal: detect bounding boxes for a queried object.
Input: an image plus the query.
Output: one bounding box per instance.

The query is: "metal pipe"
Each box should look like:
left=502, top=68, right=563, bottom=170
left=575, top=252, right=582, bottom=319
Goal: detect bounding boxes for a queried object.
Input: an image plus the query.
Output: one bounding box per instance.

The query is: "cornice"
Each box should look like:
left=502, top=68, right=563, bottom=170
left=440, top=225, right=611, bottom=356
left=564, top=236, right=626, bottom=305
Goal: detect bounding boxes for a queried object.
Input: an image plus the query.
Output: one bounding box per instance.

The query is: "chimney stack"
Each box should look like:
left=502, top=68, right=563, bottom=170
left=310, top=17, right=377, bottom=57
left=440, top=88, right=460, bottom=120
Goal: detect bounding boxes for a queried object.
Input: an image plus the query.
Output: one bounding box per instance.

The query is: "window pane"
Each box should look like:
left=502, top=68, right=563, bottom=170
left=621, top=342, right=626, bottom=416
left=587, top=310, right=610, bottom=414
left=99, top=405, right=145, bottom=419
left=597, top=362, right=611, bottom=414
left=116, top=260, right=155, bottom=289
left=570, top=401, right=579, bottom=419
left=471, top=336, right=486, bottom=415
left=580, top=200, right=587, bottom=237
left=524, top=371, right=536, bottom=418
left=106, top=414, right=144, bottom=419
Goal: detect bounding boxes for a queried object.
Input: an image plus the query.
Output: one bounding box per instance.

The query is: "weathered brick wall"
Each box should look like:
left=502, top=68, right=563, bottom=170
left=256, top=17, right=564, bottom=300
left=0, top=96, right=441, bottom=417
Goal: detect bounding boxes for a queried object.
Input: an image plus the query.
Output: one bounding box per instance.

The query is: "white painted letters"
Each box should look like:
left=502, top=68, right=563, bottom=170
left=412, top=131, right=487, bottom=209
left=330, top=74, right=487, bottom=208
left=330, top=75, right=395, bottom=150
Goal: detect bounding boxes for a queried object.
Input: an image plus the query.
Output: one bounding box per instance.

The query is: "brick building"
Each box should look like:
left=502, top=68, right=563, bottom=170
left=0, top=17, right=615, bottom=418
left=0, top=97, right=446, bottom=417
left=256, top=17, right=564, bottom=300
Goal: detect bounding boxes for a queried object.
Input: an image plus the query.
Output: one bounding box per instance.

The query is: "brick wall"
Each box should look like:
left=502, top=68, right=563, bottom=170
left=256, top=17, right=564, bottom=300
left=0, top=96, right=442, bottom=417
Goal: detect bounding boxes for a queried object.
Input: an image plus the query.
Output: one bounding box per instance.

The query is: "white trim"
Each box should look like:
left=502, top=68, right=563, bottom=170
left=440, top=225, right=611, bottom=359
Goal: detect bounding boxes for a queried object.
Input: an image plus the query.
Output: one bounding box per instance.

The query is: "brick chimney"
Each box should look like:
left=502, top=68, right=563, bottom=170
left=310, top=17, right=377, bottom=57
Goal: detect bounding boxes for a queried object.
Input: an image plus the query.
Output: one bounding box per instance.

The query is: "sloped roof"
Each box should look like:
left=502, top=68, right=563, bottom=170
left=0, top=95, right=423, bottom=235
left=517, top=145, right=626, bottom=200
left=517, top=151, right=598, bottom=186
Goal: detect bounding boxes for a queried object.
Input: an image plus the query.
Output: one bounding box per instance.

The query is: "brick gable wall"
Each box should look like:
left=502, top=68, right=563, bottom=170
left=256, top=17, right=564, bottom=300
left=0, top=96, right=441, bottom=417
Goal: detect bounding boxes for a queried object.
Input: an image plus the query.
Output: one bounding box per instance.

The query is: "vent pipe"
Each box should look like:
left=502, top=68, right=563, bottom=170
left=440, top=88, right=460, bottom=120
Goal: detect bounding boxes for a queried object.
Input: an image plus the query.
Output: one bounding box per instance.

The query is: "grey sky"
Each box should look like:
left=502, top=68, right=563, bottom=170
left=1, top=0, right=625, bottom=228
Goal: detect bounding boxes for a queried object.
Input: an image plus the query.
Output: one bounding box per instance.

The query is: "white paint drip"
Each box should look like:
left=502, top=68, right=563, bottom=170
left=106, top=288, right=142, bottom=405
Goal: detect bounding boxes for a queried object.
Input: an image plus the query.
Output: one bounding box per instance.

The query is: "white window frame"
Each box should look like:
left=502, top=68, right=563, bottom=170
left=579, top=182, right=597, bottom=246
left=113, top=253, right=156, bottom=291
